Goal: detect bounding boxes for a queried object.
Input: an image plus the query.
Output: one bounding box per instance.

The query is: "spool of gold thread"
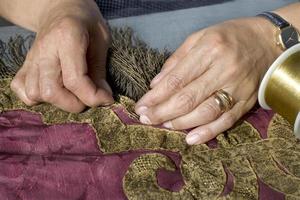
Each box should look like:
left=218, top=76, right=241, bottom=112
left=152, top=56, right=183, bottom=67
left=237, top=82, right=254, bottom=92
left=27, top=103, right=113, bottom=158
left=259, top=44, right=300, bottom=138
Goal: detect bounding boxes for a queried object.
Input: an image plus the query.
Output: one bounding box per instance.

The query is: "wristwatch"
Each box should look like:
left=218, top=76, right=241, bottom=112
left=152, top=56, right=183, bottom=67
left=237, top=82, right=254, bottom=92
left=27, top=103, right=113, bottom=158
left=258, top=11, right=300, bottom=50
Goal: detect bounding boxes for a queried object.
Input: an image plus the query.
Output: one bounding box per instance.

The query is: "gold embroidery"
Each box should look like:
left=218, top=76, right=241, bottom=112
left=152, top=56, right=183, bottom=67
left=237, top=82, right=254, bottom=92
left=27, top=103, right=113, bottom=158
left=1, top=78, right=300, bottom=199
left=1, top=30, right=300, bottom=199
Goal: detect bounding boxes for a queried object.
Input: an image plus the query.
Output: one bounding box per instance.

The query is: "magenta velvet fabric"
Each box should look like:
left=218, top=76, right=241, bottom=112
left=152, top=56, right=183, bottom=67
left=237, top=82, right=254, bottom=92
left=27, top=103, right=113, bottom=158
left=0, top=107, right=284, bottom=199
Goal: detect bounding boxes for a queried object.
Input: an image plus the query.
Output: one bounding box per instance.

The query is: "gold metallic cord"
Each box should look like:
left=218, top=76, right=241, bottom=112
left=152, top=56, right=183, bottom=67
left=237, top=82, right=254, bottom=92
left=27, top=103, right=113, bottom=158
left=265, top=51, right=300, bottom=125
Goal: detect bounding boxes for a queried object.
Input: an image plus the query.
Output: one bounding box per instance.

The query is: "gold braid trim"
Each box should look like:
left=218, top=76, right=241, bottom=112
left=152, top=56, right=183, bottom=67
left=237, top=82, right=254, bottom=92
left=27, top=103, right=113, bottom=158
left=1, top=78, right=300, bottom=199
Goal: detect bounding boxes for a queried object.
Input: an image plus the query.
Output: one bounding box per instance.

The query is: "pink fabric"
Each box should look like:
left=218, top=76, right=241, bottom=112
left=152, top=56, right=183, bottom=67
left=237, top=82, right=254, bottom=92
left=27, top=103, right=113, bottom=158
left=246, top=107, right=274, bottom=139
left=220, top=164, right=234, bottom=197
left=0, top=111, right=183, bottom=200
left=258, top=178, right=285, bottom=200
left=0, top=107, right=284, bottom=199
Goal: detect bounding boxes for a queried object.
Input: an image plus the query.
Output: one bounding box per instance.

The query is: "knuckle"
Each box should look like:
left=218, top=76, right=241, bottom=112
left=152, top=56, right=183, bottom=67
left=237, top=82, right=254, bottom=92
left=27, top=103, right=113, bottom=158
left=34, top=40, right=46, bottom=55
left=211, top=43, right=226, bottom=56
left=210, top=32, right=225, bottom=44
left=193, top=83, right=208, bottom=100
left=55, top=17, right=88, bottom=48
left=26, top=88, right=39, bottom=101
left=226, top=65, right=238, bottom=77
left=150, top=113, right=163, bottom=124
left=223, top=112, right=237, bottom=127
left=196, top=83, right=207, bottom=94
left=10, top=79, right=20, bottom=92
left=206, top=129, right=218, bottom=141
left=171, top=120, right=184, bottom=130
left=165, top=55, right=179, bottom=67
left=56, top=17, right=79, bottom=32
left=209, top=33, right=227, bottom=55
left=227, top=66, right=239, bottom=78
left=71, top=105, right=86, bottom=113
left=187, top=47, right=201, bottom=63
left=201, top=101, right=220, bottom=119
left=175, top=91, right=196, bottom=112
left=104, top=33, right=112, bottom=48
left=86, top=97, right=100, bottom=107
left=64, top=77, right=78, bottom=91
left=166, top=74, right=184, bottom=91
left=100, top=24, right=111, bottom=45
left=24, top=100, right=36, bottom=107
left=40, top=86, right=55, bottom=102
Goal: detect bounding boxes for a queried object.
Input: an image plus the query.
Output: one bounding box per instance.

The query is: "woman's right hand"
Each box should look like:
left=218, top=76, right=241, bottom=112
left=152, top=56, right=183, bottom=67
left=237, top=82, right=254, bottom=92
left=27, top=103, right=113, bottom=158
left=10, top=0, right=114, bottom=113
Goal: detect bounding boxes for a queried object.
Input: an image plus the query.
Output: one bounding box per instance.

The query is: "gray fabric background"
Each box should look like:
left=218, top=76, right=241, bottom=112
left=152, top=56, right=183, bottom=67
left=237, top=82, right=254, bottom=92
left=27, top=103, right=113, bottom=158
left=0, top=0, right=298, bottom=51
left=95, top=0, right=233, bottom=19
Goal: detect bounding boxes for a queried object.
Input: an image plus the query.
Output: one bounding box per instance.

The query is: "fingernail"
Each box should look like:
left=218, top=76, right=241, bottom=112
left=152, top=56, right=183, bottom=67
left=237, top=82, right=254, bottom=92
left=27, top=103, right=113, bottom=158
left=186, top=132, right=201, bottom=145
left=103, top=101, right=114, bottom=106
left=136, top=106, right=148, bottom=115
left=163, top=121, right=174, bottom=129
left=150, top=72, right=163, bottom=87
left=140, top=115, right=152, bottom=125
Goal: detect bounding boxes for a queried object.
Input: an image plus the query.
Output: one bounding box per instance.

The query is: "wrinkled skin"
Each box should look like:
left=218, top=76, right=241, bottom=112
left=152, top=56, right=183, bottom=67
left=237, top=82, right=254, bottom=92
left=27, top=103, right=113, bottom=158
left=135, top=17, right=283, bottom=145
left=5, top=0, right=299, bottom=145
left=10, top=0, right=114, bottom=113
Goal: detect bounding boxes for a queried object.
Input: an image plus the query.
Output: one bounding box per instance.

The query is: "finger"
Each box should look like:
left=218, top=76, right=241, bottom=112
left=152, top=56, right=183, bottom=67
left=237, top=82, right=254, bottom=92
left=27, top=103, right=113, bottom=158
left=10, top=66, right=38, bottom=106
left=138, top=67, right=222, bottom=125
left=59, top=26, right=113, bottom=107
left=87, top=25, right=114, bottom=98
left=163, top=94, right=224, bottom=130
left=25, top=63, right=41, bottom=103
left=150, top=32, right=203, bottom=88
left=185, top=94, right=257, bottom=145
left=136, top=43, right=214, bottom=113
left=39, top=61, right=86, bottom=113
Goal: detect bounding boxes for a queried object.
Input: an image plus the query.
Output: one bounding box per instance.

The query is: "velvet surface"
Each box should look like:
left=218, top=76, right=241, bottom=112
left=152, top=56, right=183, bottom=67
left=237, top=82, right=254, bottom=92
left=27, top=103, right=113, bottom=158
left=0, top=27, right=299, bottom=200
left=0, top=106, right=290, bottom=200
left=0, top=110, right=184, bottom=199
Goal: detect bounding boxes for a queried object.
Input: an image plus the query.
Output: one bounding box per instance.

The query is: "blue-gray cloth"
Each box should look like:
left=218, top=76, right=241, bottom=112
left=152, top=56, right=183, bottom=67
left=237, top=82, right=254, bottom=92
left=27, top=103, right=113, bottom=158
left=95, top=0, right=233, bottom=19
left=0, top=0, right=297, bottom=51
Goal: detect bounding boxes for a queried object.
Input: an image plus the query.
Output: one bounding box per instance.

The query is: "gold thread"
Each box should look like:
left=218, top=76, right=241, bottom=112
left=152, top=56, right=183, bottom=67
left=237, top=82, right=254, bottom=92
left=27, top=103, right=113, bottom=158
left=1, top=78, right=300, bottom=199
left=265, top=51, right=300, bottom=124
left=1, top=31, right=300, bottom=199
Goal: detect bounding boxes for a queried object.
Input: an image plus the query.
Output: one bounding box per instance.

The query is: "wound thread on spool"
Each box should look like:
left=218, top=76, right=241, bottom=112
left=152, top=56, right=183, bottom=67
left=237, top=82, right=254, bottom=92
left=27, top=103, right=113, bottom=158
left=259, top=44, right=300, bottom=138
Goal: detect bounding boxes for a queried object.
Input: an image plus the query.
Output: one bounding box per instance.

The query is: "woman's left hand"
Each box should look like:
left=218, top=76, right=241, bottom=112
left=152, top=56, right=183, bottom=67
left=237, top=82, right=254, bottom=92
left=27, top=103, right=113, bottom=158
left=135, top=17, right=282, bottom=145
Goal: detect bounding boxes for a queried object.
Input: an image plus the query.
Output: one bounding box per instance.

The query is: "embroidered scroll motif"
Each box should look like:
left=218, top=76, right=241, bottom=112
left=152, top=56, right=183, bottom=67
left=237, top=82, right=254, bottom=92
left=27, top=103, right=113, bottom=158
left=0, top=29, right=299, bottom=199
left=1, top=78, right=300, bottom=199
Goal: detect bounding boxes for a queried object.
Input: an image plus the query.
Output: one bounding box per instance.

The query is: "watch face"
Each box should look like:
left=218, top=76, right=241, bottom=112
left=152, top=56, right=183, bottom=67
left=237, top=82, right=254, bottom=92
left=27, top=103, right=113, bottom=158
left=281, top=26, right=300, bottom=49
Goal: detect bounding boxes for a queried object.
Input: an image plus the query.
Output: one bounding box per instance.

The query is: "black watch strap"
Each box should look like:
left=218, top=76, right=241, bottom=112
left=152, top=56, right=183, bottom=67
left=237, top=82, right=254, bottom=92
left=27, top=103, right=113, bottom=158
left=257, top=11, right=290, bottom=29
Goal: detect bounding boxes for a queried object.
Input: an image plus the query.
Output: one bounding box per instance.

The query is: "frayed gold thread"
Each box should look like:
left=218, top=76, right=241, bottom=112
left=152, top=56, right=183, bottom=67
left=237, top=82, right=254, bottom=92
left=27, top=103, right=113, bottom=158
left=1, top=30, right=300, bottom=200
left=0, top=28, right=169, bottom=101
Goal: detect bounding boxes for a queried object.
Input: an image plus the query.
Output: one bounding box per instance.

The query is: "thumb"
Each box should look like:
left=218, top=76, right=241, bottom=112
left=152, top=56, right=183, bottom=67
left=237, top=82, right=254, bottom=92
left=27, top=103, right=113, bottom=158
left=88, top=23, right=114, bottom=101
left=59, top=22, right=114, bottom=107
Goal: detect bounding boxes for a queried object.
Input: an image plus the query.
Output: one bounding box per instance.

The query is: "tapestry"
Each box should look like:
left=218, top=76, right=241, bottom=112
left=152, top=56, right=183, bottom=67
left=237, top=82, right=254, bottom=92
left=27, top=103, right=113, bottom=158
left=0, top=28, right=299, bottom=200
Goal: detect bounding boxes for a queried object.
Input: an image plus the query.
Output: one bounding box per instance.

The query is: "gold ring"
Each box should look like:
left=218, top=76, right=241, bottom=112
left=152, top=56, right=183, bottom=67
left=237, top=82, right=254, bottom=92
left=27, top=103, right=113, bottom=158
left=214, top=89, right=234, bottom=113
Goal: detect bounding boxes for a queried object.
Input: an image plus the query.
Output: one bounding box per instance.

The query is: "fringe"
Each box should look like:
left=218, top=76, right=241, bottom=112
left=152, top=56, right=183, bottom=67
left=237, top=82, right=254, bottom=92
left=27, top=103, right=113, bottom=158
left=0, top=35, right=34, bottom=79
left=108, top=28, right=169, bottom=101
left=0, top=28, right=169, bottom=101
